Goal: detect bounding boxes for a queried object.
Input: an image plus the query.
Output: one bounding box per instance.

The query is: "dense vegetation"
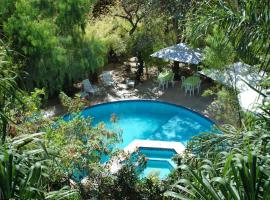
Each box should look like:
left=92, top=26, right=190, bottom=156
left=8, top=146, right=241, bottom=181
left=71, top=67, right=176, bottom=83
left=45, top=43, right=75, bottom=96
left=1, top=0, right=269, bottom=199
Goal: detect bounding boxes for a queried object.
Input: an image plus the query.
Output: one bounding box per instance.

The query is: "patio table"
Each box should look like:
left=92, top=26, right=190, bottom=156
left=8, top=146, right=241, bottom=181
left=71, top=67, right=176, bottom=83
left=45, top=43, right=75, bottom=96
left=182, top=76, right=201, bottom=95
left=183, top=76, right=200, bottom=87
left=158, top=71, right=169, bottom=80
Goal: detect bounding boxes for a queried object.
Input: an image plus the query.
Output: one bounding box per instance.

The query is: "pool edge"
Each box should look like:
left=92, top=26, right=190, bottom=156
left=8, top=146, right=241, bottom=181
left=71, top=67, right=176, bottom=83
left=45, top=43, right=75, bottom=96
left=82, top=99, right=217, bottom=125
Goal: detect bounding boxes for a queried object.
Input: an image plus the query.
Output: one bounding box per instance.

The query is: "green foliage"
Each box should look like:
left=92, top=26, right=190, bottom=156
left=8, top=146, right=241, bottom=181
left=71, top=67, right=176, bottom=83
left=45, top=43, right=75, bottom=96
left=45, top=116, right=121, bottom=182
left=0, top=40, right=20, bottom=143
left=59, top=92, right=86, bottom=113
left=92, top=0, right=116, bottom=17
left=203, top=86, right=241, bottom=126
left=86, top=14, right=129, bottom=57
left=139, top=176, right=166, bottom=200
left=0, top=132, right=79, bottom=200
left=186, top=0, right=270, bottom=70
left=0, top=133, right=47, bottom=199
left=114, top=0, right=149, bottom=35
left=1, top=0, right=107, bottom=95
left=45, top=186, right=81, bottom=200
left=203, top=27, right=236, bottom=69
left=166, top=122, right=270, bottom=199
left=54, top=0, right=95, bottom=35
left=166, top=150, right=270, bottom=200
left=81, top=152, right=166, bottom=200
left=44, top=92, right=121, bottom=184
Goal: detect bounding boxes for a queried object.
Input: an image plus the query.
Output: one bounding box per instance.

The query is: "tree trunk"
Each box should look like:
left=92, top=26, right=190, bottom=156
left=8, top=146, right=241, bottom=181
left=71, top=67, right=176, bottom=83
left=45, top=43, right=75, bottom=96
left=173, top=61, right=180, bottom=80
left=129, top=26, right=137, bottom=35
left=136, top=52, right=144, bottom=82
left=145, top=64, right=149, bottom=79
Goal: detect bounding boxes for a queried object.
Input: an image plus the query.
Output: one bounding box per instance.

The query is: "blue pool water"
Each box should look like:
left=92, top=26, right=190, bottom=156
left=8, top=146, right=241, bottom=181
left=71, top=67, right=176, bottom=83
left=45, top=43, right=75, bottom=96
left=138, top=147, right=177, bottom=179
left=68, top=100, right=215, bottom=179
left=143, top=160, right=174, bottom=179
left=81, top=100, right=214, bottom=148
left=139, top=147, right=177, bottom=159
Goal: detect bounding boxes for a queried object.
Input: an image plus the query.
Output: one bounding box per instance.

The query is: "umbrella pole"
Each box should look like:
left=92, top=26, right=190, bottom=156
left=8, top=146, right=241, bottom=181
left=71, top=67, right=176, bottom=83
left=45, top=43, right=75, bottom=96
left=172, top=61, right=180, bottom=80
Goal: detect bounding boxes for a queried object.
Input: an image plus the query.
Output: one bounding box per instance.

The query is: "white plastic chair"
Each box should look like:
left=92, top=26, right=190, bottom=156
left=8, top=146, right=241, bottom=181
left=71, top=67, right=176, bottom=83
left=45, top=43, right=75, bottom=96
left=101, top=71, right=114, bottom=86
left=196, top=80, right=202, bottom=94
left=169, top=73, right=175, bottom=88
left=158, top=78, right=166, bottom=90
left=82, top=79, right=98, bottom=95
left=184, top=83, right=195, bottom=96
left=181, top=76, right=186, bottom=90
left=126, top=79, right=135, bottom=88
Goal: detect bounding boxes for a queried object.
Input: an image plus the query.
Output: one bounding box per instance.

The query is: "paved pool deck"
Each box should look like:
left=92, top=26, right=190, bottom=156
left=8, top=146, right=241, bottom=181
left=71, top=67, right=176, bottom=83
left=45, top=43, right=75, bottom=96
left=44, top=62, right=220, bottom=123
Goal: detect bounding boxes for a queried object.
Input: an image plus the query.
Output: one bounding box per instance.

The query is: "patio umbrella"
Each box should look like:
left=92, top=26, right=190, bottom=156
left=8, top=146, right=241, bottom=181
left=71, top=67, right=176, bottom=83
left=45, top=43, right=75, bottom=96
left=150, top=43, right=202, bottom=64
left=200, top=62, right=266, bottom=112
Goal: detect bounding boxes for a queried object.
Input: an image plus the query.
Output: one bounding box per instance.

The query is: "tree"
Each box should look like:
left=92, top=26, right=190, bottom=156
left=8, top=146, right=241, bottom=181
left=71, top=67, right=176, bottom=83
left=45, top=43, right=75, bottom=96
left=1, top=0, right=107, bottom=95
left=92, top=0, right=116, bottom=18
left=0, top=40, right=19, bottom=143
left=150, top=0, right=196, bottom=79
left=186, top=0, right=270, bottom=70
left=0, top=53, right=79, bottom=199
left=114, top=0, right=148, bottom=35
left=128, top=32, right=154, bottom=82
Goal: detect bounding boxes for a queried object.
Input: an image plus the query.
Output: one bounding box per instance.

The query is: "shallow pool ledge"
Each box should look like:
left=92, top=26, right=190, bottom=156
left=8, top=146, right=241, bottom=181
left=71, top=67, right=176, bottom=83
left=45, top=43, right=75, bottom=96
left=124, top=139, right=186, bottom=154
left=108, top=139, right=185, bottom=174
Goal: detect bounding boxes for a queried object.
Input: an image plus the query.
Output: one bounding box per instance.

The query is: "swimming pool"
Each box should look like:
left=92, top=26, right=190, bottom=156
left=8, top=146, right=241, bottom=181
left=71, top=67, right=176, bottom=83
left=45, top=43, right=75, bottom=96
left=138, top=147, right=177, bottom=179
left=68, top=100, right=215, bottom=178
left=81, top=100, right=214, bottom=147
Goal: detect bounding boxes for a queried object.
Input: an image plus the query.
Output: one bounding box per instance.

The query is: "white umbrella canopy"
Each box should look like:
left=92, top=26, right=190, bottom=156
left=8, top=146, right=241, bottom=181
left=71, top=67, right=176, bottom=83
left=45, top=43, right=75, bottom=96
left=200, top=62, right=265, bottom=112
left=201, top=62, right=263, bottom=87
left=150, top=43, right=202, bottom=64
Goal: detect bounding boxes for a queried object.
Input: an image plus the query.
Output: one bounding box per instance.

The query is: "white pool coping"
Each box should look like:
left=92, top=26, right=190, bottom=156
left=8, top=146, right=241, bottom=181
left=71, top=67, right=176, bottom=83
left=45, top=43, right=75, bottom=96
left=124, top=139, right=186, bottom=154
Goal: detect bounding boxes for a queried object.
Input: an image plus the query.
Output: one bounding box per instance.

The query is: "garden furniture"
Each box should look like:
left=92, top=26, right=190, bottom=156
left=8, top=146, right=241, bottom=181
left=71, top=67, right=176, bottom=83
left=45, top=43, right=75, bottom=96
left=126, top=79, right=135, bottom=88
left=158, top=71, right=169, bottom=90
left=167, top=71, right=175, bottom=87
left=158, top=71, right=175, bottom=90
left=181, top=76, right=186, bottom=89
left=182, top=76, right=201, bottom=96
left=184, top=83, right=194, bottom=96
left=100, top=71, right=114, bottom=86
left=82, top=79, right=99, bottom=96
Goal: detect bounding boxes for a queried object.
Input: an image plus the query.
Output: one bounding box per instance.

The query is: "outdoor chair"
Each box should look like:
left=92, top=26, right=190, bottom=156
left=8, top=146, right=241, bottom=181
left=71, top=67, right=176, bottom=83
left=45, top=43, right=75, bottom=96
left=158, top=78, right=166, bottom=90
left=168, top=72, right=175, bottom=88
left=126, top=79, right=135, bottom=88
left=100, top=71, right=114, bottom=86
left=82, top=79, right=99, bottom=97
left=181, top=76, right=186, bottom=89
left=184, top=83, right=195, bottom=96
left=196, top=80, right=202, bottom=94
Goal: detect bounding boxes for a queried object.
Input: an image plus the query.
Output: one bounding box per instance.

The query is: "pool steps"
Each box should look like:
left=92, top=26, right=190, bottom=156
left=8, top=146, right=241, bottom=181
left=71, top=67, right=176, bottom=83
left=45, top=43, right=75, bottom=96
left=109, top=139, right=185, bottom=173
